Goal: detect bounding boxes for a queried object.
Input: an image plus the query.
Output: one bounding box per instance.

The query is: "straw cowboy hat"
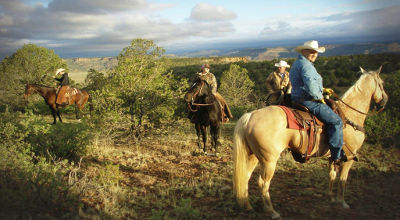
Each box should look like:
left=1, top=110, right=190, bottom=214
left=55, top=68, right=65, bottom=75
left=295, top=40, right=325, bottom=53
left=274, top=60, right=290, bottom=68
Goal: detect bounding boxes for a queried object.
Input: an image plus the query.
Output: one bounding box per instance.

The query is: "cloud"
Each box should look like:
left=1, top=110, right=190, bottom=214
left=0, top=0, right=238, bottom=58
left=190, top=3, right=237, bottom=22
left=48, top=0, right=147, bottom=14
left=259, top=6, right=400, bottom=42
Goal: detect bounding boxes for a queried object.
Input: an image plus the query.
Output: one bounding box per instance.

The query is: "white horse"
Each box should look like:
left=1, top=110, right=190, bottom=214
left=233, top=66, right=388, bottom=219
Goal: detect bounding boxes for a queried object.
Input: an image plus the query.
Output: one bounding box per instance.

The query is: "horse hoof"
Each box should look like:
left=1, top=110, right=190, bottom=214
left=341, top=201, right=350, bottom=209
left=271, top=212, right=281, bottom=219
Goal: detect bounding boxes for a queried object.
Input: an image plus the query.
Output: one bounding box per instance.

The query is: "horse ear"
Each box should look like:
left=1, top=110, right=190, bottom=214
left=359, top=67, right=367, bottom=74
left=376, top=65, right=383, bottom=75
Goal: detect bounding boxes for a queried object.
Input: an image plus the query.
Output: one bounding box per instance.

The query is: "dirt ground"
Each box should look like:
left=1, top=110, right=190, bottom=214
left=83, top=121, right=400, bottom=220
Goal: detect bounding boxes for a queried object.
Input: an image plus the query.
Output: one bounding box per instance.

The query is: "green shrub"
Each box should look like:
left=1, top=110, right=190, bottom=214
left=0, top=112, right=81, bottom=218
left=25, top=118, right=92, bottom=159
left=365, top=110, right=400, bottom=148
left=230, top=104, right=256, bottom=120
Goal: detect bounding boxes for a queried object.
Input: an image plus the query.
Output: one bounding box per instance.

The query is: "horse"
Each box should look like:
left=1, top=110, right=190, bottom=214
left=184, top=78, right=223, bottom=154
left=24, top=84, right=89, bottom=124
left=232, top=66, right=388, bottom=219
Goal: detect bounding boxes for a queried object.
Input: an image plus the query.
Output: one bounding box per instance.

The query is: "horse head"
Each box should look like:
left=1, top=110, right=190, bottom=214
left=360, top=66, right=388, bottom=112
left=184, top=78, right=212, bottom=104
left=24, top=84, right=36, bottom=99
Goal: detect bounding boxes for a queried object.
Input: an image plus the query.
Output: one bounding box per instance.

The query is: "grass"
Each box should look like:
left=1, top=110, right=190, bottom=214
left=1, top=116, right=400, bottom=219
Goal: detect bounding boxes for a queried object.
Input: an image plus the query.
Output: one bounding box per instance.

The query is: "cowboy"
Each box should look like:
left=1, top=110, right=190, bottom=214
left=190, top=64, right=233, bottom=122
left=265, top=60, right=292, bottom=105
left=54, top=68, right=70, bottom=105
left=289, top=40, right=346, bottom=165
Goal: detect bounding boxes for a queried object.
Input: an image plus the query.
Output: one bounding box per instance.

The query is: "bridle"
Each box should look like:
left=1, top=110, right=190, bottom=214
left=187, top=80, right=215, bottom=112
left=332, top=74, right=386, bottom=116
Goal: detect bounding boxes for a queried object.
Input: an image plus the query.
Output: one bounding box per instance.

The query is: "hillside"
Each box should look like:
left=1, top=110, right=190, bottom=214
left=64, top=41, right=400, bottom=83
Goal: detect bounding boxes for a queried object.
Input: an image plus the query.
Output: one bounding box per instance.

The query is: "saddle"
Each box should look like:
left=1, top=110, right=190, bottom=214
left=56, top=86, right=79, bottom=105
left=279, top=99, right=346, bottom=163
left=215, top=93, right=233, bottom=123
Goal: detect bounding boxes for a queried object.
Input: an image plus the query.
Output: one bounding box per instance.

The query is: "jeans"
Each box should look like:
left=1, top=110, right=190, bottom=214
left=292, top=97, right=344, bottom=160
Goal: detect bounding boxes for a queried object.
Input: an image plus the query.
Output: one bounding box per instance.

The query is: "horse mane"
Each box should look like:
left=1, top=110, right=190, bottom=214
left=340, top=73, right=371, bottom=100
left=29, top=83, right=54, bottom=89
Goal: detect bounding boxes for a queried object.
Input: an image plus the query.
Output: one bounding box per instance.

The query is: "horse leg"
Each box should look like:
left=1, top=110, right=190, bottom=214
left=50, top=107, right=57, bottom=124
left=336, top=160, right=354, bottom=208
left=328, top=159, right=337, bottom=202
left=210, top=125, right=220, bottom=153
left=195, top=123, right=202, bottom=150
left=258, top=160, right=280, bottom=219
left=200, top=125, right=207, bottom=153
left=56, top=109, right=62, bottom=123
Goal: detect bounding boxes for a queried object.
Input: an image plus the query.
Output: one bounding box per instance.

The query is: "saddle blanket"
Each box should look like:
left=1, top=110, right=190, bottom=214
left=278, top=105, right=304, bottom=130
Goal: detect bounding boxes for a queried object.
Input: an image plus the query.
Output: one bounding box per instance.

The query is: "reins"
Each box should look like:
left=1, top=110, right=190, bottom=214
left=187, top=80, right=215, bottom=112
left=332, top=92, right=369, bottom=115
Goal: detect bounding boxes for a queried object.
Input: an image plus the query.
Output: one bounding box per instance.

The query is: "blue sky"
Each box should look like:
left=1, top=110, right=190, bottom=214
left=1, top=0, right=400, bottom=58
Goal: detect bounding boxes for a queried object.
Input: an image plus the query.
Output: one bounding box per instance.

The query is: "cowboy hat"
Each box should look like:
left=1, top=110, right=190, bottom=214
left=55, top=68, right=65, bottom=75
left=274, top=60, right=290, bottom=68
left=295, top=40, right=325, bottom=53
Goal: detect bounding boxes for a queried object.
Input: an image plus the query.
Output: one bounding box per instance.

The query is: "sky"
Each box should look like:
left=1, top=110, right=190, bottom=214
left=1, top=0, right=400, bottom=58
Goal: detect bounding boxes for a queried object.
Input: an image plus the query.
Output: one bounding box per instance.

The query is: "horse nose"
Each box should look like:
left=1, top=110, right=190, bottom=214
left=184, top=93, right=191, bottom=102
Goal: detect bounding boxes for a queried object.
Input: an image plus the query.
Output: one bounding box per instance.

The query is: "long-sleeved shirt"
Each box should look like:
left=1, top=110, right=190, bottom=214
left=265, top=71, right=291, bottom=94
left=289, top=55, right=323, bottom=100
left=55, top=73, right=70, bottom=86
left=197, top=72, right=217, bottom=95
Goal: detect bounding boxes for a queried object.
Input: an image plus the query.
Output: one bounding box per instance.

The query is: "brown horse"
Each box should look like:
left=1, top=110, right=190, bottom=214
left=184, top=78, right=223, bottom=154
left=24, top=84, right=89, bottom=124
left=233, top=67, right=388, bottom=219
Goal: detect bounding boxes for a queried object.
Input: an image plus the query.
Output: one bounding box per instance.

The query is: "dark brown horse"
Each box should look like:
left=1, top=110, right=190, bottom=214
left=184, top=78, right=223, bottom=154
left=24, top=84, right=89, bottom=124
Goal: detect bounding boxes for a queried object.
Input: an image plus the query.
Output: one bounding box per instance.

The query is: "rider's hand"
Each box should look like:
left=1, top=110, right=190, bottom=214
left=323, top=88, right=334, bottom=96
left=313, top=98, right=326, bottom=104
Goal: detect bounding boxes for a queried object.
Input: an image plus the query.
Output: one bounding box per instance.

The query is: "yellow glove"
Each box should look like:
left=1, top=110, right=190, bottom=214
left=313, top=98, right=326, bottom=104
left=323, top=88, right=334, bottom=96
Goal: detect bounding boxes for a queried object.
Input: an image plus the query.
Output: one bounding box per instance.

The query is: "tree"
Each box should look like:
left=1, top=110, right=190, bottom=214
left=219, top=64, right=254, bottom=107
left=0, top=44, right=65, bottom=111
left=110, top=39, right=185, bottom=139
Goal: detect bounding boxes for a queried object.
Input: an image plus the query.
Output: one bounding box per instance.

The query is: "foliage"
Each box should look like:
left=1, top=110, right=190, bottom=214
left=219, top=64, right=255, bottom=107
left=0, top=44, right=65, bottom=111
left=25, top=119, right=92, bottom=159
left=103, top=39, right=187, bottom=138
left=0, top=111, right=81, bottom=218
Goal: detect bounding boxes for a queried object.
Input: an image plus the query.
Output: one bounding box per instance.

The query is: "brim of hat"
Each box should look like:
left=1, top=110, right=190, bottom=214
left=295, top=46, right=325, bottom=53
left=274, top=63, right=290, bottom=67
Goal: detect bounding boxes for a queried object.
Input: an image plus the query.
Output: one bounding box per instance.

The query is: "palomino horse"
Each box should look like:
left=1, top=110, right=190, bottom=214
left=24, top=84, right=89, bottom=124
left=233, top=67, right=388, bottom=219
left=184, top=78, right=223, bottom=154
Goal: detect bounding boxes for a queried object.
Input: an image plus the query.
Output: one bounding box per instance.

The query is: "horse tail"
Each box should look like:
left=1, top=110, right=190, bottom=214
left=233, top=112, right=252, bottom=208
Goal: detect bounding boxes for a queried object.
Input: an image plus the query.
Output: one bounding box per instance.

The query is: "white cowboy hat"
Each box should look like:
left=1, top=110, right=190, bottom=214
left=55, top=68, right=65, bottom=75
left=295, top=40, right=325, bottom=53
left=274, top=60, right=290, bottom=68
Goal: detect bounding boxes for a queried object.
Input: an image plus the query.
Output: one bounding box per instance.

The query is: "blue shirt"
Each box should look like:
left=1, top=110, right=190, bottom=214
left=289, top=55, right=323, bottom=100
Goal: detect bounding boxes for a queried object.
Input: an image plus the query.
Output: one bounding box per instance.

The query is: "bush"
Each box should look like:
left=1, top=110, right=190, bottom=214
left=365, top=110, right=400, bottom=148
left=24, top=118, right=93, bottom=160
left=0, top=111, right=81, bottom=218
left=230, top=105, right=256, bottom=119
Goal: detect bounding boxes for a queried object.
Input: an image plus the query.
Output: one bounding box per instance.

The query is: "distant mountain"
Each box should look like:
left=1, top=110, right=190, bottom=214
left=178, top=42, right=400, bottom=60
left=64, top=41, right=400, bottom=82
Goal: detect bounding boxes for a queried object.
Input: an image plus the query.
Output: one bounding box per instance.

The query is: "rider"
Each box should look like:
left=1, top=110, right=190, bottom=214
left=54, top=68, right=70, bottom=105
left=289, top=40, right=346, bottom=165
left=190, top=64, right=233, bottom=122
left=265, top=60, right=291, bottom=105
